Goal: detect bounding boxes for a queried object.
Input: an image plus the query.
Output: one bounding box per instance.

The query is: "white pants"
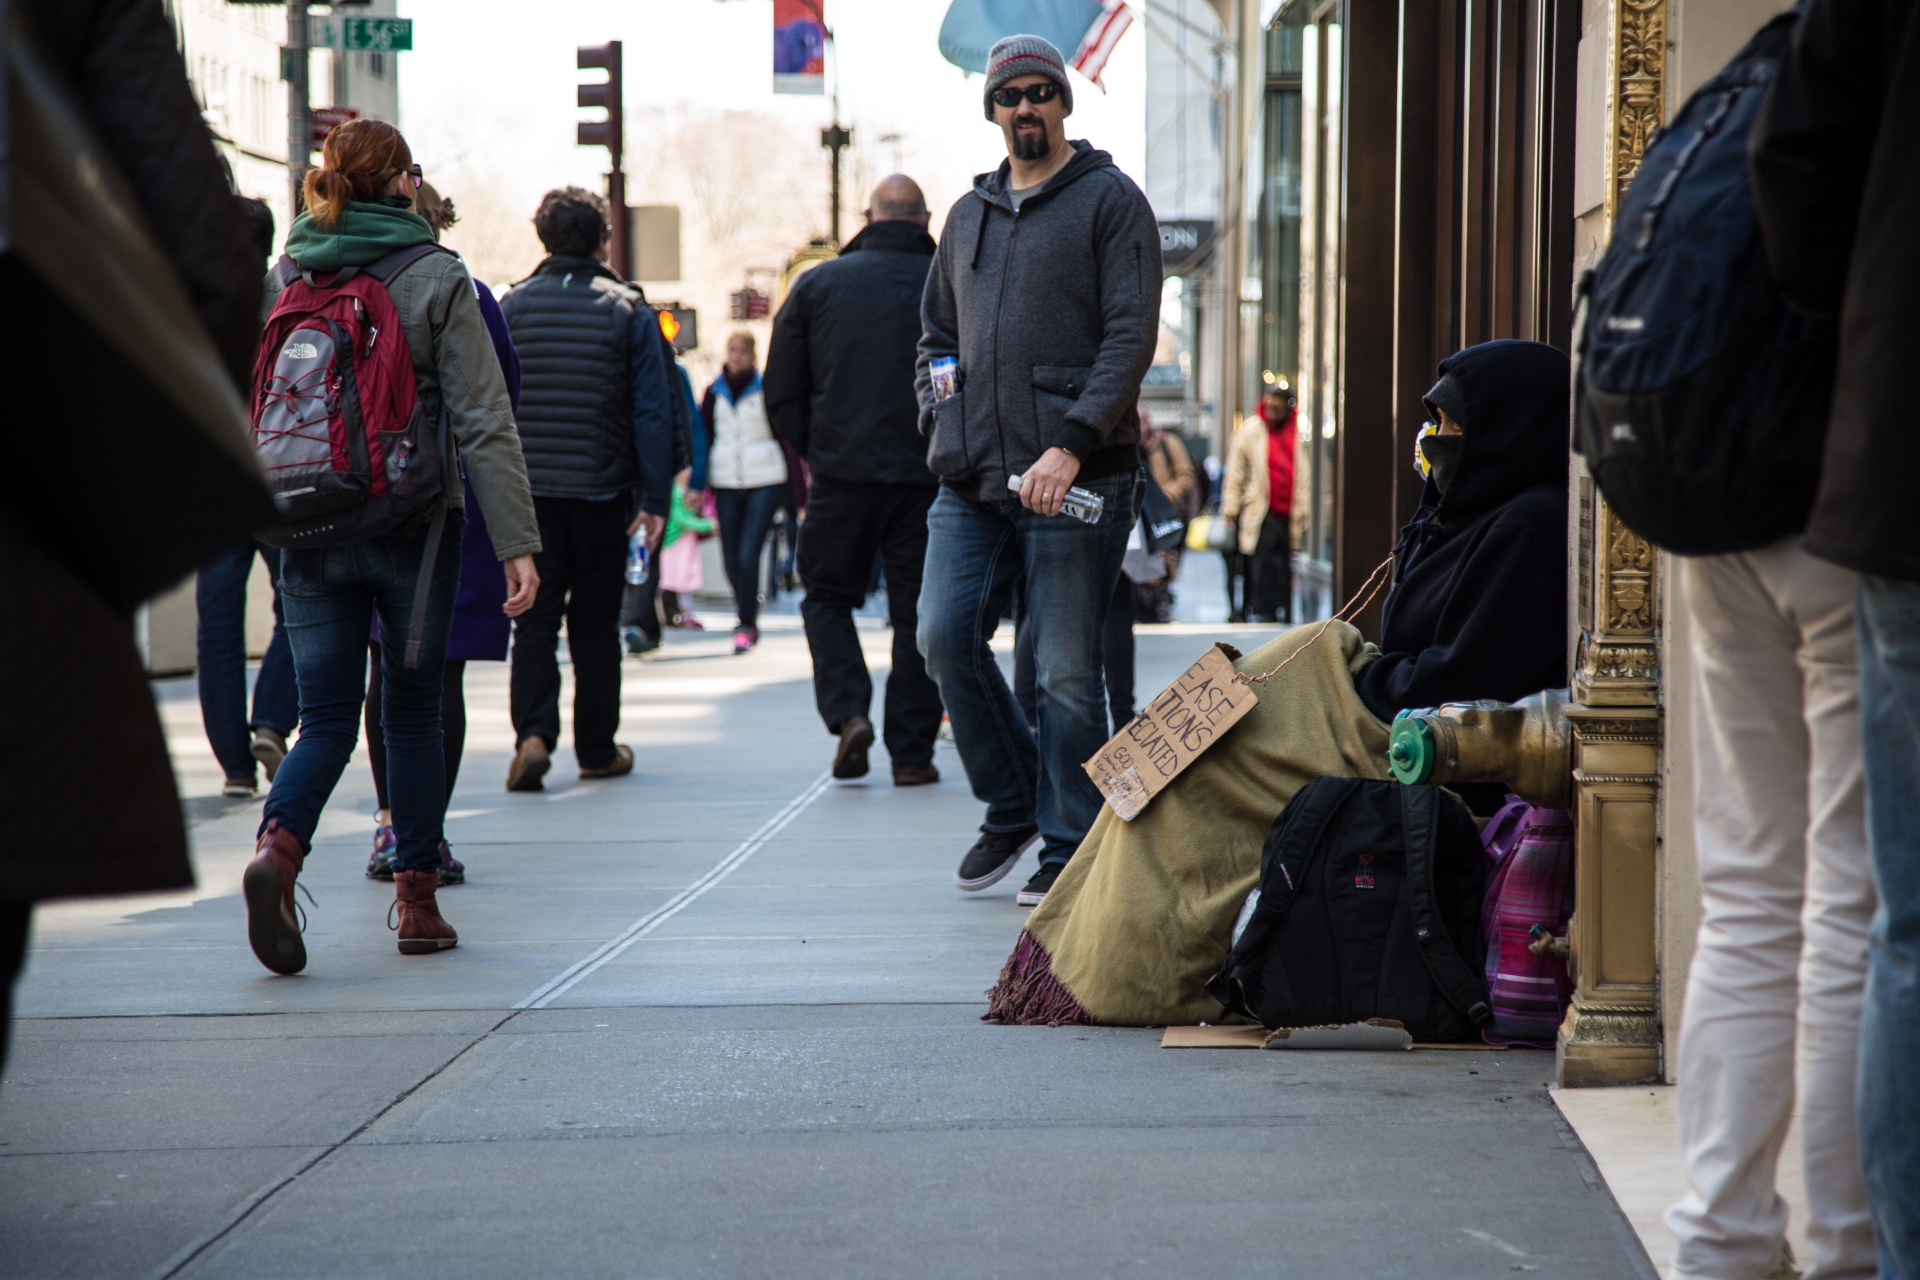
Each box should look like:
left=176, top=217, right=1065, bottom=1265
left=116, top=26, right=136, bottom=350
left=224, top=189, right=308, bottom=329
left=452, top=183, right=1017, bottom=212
left=1668, top=541, right=1877, bottom=1279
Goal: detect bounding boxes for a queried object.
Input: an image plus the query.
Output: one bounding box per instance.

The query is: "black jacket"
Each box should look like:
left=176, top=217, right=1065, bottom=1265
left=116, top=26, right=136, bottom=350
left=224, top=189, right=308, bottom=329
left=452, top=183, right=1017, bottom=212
left=500, top=256, right=674, bottom=514
left=1355, top=341, right=1571, bottom=722
left=764, top=220, right=939, bottom=487
left=1751, top=0, right=1919, bottom=581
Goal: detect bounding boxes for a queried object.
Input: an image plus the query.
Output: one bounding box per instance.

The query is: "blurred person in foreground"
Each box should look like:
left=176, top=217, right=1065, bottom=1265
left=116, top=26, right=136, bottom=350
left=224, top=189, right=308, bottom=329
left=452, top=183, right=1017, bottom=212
left=1221, top=383, right=1298, bottom=624
left=766, top=175, right=944, bottom=785
left=195, top=198, right=299, bottom=798
left=915, top=34, right=1161, bottom=907
left=1754, top=2, right=1920, bottom=1273
left=245, top=121, right=542, bottom=972
left=3, top=0, right=274, bottom=1062
left=499, top=188, right=673, bottom=790
left=361, top=181, right=522, bottom=885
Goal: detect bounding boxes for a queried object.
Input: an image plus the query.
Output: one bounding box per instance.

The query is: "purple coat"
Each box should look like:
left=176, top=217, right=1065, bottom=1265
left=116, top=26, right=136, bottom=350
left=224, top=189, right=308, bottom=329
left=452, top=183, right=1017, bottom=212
left=374, top=277, right=520, bottom=662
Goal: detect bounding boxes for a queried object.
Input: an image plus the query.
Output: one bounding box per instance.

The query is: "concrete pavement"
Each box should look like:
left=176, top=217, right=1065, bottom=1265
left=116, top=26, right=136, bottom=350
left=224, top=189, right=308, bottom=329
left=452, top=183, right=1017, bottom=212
left=2, top=614, right=1657, bottom=1279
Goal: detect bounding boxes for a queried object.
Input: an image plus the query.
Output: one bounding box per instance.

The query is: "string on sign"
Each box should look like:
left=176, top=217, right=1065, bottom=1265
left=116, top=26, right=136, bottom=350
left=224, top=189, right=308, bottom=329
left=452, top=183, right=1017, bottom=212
left=1231, top=553, right=1396, bottom=687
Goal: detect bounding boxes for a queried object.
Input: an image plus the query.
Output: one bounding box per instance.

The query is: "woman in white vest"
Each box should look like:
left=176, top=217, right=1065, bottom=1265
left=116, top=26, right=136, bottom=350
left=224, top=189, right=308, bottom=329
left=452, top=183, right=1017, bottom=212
left=702, top=332, right=789, bottom=653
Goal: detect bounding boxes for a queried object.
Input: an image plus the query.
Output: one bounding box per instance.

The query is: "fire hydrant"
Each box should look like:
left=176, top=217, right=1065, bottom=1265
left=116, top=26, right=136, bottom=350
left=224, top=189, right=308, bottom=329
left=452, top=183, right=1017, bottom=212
left=1385, top=687, right=1574, bottom=811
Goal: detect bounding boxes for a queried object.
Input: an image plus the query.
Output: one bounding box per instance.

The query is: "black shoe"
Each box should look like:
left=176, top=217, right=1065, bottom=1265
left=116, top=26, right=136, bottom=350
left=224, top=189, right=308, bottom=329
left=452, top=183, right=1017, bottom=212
left=954, top=826, right=1038, bottom=891
left=832, top=715, right=874, bottom=779
left=892, top=762, right=940, bottom=786
left=1015, top=861, right=1064, bottom=907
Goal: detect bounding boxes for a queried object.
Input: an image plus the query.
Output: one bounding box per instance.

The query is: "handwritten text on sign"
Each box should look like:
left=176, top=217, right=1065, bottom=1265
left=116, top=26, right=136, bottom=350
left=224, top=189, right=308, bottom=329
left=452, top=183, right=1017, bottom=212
left=1084, top=643, right=1257, bottom=820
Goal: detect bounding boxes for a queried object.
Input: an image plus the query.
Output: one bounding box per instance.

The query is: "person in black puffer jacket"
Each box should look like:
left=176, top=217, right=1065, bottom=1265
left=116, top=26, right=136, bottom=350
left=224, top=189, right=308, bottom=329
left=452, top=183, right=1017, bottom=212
left=1355, top=339, right=1570, bottom=732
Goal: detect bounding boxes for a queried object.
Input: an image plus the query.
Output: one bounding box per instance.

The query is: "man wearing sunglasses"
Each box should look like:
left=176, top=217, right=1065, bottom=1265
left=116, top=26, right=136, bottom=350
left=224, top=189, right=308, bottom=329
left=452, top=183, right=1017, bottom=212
left=915, top=34, right=1163, bottom=906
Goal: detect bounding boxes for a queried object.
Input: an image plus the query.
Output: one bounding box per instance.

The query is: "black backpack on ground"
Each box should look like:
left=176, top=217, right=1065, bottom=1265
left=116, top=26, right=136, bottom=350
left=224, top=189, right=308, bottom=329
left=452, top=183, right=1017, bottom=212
left=1207, top=778, right=1493, bottom=1042
left=1574, top=7, right=1834, bottom=555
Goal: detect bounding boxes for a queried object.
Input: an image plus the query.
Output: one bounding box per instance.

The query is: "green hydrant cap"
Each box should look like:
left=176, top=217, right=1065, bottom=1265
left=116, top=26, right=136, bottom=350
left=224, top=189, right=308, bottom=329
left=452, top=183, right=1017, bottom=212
left=1388, top=717, right=1436, bottom=785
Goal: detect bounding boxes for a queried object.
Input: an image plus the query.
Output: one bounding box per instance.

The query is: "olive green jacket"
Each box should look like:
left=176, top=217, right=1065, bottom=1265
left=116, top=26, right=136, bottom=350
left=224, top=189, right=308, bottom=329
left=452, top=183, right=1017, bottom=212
left=274, top=206, right=541, bottom=560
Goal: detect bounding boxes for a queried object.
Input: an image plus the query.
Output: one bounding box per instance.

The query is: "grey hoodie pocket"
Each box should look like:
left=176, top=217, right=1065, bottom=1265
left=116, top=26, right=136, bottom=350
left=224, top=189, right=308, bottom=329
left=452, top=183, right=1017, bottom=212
left=1031, top=364, right=1095, bottom=447
left=926, top=388, right=969, bottom=479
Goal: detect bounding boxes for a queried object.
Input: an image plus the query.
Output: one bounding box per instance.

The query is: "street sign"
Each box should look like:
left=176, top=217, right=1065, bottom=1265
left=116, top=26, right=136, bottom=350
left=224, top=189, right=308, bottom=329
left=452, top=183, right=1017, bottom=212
left=310, top=105, right=358, bottom=146
left=308, top=16, right=410, bottom=51
left=342, top=17, right=411, bottom=51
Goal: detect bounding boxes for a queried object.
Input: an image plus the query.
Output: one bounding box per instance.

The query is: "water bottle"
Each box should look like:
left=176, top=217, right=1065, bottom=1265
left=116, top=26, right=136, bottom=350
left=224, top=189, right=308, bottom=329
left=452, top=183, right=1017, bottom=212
left=929, top=356, right=960, bottom=401
left=624, top=539, right=651, bottom=586
left=1006, top=473, right=1105, bottom=524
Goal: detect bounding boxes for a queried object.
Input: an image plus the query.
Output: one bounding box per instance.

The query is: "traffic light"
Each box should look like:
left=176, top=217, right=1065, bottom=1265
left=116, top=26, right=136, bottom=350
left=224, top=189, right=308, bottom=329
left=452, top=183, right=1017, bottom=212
left=656, top=305, right=698, bottom=353
left=576, top=42, right=623, bottom=159
left=577, top=42, right=628, bottom=278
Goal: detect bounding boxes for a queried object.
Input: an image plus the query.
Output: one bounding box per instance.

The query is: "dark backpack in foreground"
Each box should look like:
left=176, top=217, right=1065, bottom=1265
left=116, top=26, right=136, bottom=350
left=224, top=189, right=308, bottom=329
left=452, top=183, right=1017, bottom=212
left=1574, top=8, right=1834, bottom=555
left=1208, top=778, right=1492, bottom=1042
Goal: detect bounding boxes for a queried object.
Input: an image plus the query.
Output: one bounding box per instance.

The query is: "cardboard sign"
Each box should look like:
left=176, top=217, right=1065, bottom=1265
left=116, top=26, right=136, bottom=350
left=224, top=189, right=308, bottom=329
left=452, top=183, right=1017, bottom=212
left=1084, top=642, right=1257, bottom=820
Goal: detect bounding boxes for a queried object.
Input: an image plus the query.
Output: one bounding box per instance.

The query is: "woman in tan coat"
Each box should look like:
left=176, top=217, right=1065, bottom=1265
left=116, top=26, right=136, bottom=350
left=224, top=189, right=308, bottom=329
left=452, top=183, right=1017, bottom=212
left=1219, top=384, right=1298, bottom=622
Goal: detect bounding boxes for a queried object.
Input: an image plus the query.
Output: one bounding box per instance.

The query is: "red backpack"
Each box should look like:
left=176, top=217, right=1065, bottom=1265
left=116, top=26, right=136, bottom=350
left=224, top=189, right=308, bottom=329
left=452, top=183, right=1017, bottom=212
left=250, top=242, right=454, bottom=665
left=251, top=243, right=449, bottom=548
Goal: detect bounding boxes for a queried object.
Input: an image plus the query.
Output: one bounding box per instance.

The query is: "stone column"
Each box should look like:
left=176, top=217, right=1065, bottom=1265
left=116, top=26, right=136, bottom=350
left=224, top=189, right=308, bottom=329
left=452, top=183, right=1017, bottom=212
left=1558, top=0, right=1667, bottom=1088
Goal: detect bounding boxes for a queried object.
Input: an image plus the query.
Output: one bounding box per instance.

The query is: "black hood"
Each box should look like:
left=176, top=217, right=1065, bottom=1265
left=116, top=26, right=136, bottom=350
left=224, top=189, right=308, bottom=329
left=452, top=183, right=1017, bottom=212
left=840, top=220, right=936, bottom=257
left=972, top=140, right=1114, bottom=212
left=1418, top=339, right=1570, bottom=519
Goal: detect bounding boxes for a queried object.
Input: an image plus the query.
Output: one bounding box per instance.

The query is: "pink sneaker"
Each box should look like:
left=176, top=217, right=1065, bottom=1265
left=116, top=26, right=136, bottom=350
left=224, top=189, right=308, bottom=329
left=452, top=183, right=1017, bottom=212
left=732, top=627, right=757, bottom=654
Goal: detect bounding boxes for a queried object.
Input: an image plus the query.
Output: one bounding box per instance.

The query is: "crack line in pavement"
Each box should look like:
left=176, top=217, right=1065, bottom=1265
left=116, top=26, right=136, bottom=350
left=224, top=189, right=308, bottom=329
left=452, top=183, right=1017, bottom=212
left=146, top=771, right=833, bottom=1279
left=514, top=770, right=833, bottom=1011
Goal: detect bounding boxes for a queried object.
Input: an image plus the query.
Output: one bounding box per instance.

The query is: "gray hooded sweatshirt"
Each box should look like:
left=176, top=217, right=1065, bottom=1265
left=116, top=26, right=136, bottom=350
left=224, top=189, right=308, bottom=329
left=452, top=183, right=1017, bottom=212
left=916, top=141, right=1163, bottom=503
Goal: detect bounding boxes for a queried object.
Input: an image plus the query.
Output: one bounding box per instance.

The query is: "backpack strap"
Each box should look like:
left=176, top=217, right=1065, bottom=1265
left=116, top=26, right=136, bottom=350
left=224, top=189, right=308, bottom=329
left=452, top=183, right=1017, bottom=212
left=362, top=242, right=452, bottom=286
left=1401, top=785, right=1494, bottom=1029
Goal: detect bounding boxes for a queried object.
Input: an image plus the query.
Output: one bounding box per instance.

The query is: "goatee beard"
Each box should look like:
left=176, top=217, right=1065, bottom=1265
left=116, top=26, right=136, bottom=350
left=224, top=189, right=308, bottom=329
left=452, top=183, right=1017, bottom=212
left=1013, top=130, right=1049, bottom=162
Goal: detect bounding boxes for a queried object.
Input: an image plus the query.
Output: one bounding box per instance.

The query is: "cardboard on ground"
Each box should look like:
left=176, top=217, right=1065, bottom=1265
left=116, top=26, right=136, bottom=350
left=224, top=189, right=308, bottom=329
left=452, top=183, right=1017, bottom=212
left=1085, top=642, right=1256, bottom=820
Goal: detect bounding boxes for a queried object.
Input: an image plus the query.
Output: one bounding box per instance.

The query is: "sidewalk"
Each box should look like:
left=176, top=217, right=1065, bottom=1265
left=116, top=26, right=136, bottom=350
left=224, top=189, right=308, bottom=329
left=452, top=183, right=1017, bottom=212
left=3, top=617, right=1656, bottom=1278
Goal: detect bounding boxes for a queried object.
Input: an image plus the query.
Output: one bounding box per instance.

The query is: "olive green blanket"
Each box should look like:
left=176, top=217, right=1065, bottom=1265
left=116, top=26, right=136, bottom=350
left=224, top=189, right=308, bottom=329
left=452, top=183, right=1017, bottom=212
left=986, top=623, right=1392, bottom=1027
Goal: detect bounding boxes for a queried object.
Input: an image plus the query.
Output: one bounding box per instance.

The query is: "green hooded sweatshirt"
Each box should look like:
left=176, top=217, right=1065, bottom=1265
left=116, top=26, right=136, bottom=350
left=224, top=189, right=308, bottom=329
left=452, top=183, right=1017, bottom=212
left=284, top=199, right=433, bottom=271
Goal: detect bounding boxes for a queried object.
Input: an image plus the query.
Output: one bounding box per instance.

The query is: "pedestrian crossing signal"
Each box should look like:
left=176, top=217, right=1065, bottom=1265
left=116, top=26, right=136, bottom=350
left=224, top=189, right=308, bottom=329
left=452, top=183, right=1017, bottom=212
left=656, top=306, right=697, bottom=352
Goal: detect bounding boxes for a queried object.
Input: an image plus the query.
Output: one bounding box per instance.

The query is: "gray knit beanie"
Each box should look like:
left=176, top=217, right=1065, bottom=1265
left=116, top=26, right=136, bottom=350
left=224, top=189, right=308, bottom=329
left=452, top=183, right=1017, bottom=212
left=983, top=34, right=1073, bottom=121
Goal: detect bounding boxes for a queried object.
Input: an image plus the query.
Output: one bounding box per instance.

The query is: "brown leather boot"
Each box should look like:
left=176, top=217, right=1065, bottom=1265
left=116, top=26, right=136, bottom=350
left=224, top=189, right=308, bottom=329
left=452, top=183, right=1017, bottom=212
left=243, top=820, right=308, bottom=975
left=392, top=869, right=458, bottom=955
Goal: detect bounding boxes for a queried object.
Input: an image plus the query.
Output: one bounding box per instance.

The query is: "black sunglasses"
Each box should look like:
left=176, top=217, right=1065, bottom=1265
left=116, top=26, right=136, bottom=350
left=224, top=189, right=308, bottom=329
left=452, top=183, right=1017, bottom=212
left=991, top=82, right=1061, bottom=108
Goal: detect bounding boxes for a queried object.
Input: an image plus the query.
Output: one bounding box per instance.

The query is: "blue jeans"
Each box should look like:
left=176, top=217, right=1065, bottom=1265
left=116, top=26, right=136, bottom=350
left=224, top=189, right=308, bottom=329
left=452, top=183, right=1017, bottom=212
left=713, top=484, right=786, bottom=631
left=195, top=543, right=297, bottom=781
left=262, top=523, right=458, bottom=874
left=1858, top=575, right=1920, bottom=1279
left=917, top=472, right=1135, bottom=864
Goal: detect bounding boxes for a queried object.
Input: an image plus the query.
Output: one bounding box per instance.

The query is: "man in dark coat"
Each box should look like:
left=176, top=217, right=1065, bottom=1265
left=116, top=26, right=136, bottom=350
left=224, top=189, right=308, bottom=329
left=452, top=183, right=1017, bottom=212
left=765, top=176, right=944, bottom=786
left=498, top=188, right=675, bottom=791
left=3, top=0, right=273, bottom=1068
left=1752, top=3, right=1920, bottom=1269
left=1355, top=340, right=1569, bottom=731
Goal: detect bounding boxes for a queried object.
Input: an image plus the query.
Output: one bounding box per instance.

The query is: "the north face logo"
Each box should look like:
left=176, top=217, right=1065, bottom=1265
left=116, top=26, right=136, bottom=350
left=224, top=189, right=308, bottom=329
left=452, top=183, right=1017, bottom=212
left=283, top=342, right=319, bottom=360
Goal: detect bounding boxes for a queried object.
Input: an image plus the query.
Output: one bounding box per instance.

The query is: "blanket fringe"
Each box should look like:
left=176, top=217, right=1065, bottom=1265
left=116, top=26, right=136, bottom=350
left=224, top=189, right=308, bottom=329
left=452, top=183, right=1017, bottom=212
left=983, top=929, right=1098, bottom=1026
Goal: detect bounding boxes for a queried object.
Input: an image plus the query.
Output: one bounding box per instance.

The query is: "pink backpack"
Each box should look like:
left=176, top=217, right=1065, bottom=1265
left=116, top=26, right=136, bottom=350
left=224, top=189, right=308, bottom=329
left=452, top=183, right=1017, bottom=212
left=1479, top=796, right=1575, bottom=1047
left=251, top=244, right=448, bottom=548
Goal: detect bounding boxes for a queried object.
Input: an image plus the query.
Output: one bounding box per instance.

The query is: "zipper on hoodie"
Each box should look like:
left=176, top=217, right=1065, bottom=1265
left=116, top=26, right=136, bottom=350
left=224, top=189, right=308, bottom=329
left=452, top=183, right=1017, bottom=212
left=989, top=206, right=1018, bottom=489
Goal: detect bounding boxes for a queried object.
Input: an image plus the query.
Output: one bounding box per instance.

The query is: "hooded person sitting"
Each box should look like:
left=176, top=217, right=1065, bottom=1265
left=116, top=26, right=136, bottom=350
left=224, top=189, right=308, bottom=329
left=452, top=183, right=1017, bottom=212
left=986, top=339, right=1571, bottom=1028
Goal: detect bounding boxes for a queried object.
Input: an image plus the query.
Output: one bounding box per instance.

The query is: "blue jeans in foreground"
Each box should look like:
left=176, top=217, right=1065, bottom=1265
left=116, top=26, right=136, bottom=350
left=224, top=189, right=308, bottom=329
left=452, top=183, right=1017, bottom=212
left=1857, top=574, right=1920, bottom=1279
left=917, top=472, right=1135, bottom=864
left=262, top=522, right=458, bottom=874
left=195, top=543, right=297, bottom=781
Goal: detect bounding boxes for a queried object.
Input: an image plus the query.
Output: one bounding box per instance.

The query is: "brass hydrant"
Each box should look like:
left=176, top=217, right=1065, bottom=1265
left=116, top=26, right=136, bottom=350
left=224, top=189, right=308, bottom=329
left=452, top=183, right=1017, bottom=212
left=1385, top=688, right=1574, bottom=811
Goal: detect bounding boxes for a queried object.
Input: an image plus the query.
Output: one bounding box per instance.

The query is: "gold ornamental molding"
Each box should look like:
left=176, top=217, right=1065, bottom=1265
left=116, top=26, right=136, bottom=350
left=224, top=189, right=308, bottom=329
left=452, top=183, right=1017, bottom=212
left=1561, top=0, right=1669, bottom=1088
left=1608, top=0, right=1668, bottom=221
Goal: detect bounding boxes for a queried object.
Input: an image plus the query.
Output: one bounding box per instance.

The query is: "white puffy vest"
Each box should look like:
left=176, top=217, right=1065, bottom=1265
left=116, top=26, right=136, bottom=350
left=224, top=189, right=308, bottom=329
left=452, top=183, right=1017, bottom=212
left=709, top=385, right=788, bottom=490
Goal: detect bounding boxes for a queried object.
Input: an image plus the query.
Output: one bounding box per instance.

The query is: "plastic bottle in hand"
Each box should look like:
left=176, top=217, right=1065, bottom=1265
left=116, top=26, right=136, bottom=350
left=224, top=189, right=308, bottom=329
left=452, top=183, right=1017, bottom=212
left=1007, top=473, right=1104, bottom=524
left=624, top=539, right=651, bottom=586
